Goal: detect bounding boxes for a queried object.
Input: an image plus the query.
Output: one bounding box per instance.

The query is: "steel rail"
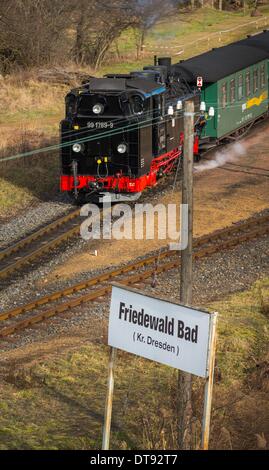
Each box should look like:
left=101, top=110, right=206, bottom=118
left=1, top=213, right=268, bottom=324
left=0, top=204, right=268, bottom=282
left=0, top=208, right=81, bottom=279
left=0, top=216, right=268, bottom=338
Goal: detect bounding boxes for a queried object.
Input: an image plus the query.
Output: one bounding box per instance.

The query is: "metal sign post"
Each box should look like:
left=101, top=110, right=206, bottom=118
left=102, top=346, right=117, bottom=450
left=201, top=313, right=218, bottom=450
left=103, top=284, right=218, bottom=450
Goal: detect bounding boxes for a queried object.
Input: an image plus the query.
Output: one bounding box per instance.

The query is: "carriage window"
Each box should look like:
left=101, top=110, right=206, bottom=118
left=261, top=64, right=266, bottom=88
left=230, top=79, right=236, bottom=104
left=253, top=69, right=259, bottom=92
left=246, top=71, right=251, bottom=96
left=238, top=75, right=243, bottom=100
left=221, top=83, right=227, bottom=108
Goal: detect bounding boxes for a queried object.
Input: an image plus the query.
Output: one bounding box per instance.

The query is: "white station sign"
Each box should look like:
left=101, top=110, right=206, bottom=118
left=108, top=285, right=214, bottom=378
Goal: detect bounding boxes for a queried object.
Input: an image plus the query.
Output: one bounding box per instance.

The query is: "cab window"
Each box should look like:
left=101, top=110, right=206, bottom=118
left=131, top=95, right=144, bottom=115
left=153, top=95, right=162, bottom=118
left=66, top=93, right=76, bottom=116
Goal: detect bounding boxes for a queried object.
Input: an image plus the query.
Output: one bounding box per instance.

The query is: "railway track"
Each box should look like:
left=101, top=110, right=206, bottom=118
left=2, top=152, right=268, bottom=284
left=0, top=177, right=173, bottom=281
left=0, top=208, right=81, bottom=280
left=222, top=162, right=269, bottom=178
left=0, top=214, right=268, bottom=340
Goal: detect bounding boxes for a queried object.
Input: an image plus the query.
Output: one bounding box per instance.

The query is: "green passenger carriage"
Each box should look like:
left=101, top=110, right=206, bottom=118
left=173, top=32, right=269, bottom=147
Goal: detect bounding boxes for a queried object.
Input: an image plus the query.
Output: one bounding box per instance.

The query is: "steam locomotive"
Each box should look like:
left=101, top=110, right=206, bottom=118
left=60, top=57, right=200, bottom=203
left=60, top=30, right=269, bottom=203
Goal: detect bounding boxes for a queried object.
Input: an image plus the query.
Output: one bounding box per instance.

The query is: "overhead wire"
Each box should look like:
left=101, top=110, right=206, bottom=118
left=0, top=105, right=198, bottom=164
left=48, top=84, right=269, bottom=140
left=1, top=79, right=268, bottom=165
left=59, top=90, right=192, bottom=138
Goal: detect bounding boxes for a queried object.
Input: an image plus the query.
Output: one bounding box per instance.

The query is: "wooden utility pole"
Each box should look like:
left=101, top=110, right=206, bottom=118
left=178, top=100, right=194, bottom=450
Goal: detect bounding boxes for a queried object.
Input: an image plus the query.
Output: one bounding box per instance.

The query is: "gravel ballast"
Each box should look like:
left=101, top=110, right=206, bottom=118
left=0, top=195, right=74, bottom=249
left=0, top=232, right=268, bottom=352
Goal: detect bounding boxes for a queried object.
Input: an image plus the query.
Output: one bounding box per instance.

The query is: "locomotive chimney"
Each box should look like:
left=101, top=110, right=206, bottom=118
left=158, top=57, right=172, bottom=68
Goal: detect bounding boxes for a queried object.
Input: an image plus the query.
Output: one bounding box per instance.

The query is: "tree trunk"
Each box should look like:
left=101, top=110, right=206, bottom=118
left=73, top=13, right=86, bottom=64
left=140, top=28, right=146, bottom=52
left=219, top=0, right=222, bottom=10
left=115, top=40, right=121, bottom=61
left=134, top=26, right=146, bottom=60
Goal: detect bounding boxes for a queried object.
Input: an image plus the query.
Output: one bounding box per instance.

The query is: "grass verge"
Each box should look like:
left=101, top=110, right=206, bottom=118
left=0, top=278, right=268, bottom=450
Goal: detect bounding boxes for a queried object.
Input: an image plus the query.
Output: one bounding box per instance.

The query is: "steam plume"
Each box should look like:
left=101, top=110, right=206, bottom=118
left=194, top=142, right=246, bottom=173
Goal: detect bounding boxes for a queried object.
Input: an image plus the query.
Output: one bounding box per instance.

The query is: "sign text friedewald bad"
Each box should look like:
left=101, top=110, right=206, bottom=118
left=118, top=302, right=199, bottom=343
left=108, top=285, right=214, bottom=378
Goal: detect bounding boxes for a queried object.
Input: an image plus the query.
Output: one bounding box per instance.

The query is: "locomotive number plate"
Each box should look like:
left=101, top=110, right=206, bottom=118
left=87, top=121, right=114, bottom=129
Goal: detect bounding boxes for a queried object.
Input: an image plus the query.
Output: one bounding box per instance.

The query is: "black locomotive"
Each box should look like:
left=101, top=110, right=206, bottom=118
left=60, top=57, right=200, bottom=202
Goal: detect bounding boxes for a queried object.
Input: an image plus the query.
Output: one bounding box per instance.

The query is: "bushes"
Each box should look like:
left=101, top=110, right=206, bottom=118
left=0, top=0, right=180, bottom=72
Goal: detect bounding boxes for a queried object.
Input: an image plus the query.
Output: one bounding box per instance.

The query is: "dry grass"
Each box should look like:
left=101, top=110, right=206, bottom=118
left=0, top=72, right=66, bottom=121
left=0, top=278, right=268, bottom=450
left=0, top=130, right=59, bottom=220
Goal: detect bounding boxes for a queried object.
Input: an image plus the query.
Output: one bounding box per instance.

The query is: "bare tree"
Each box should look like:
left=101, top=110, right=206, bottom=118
left=72, top=0, right=137, bottom=69
left=0, top=0, right=72, bottom=71
left=132, top=0, right=177, bottom=60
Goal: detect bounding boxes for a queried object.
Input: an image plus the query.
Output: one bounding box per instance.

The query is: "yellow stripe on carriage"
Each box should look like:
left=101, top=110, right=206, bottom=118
left=246, top=91, right=268, bottom=109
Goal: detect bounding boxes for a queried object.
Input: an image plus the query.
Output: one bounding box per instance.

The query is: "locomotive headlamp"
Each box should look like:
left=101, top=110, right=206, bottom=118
left=208, top=107, right=215, bottom=117
left=93, top=103, right=104, bottom=115
left=200, top=101, right=206, bottom=111
left=72, top=143, right=83, bottom=153
left=117, top=143, right=127, bottom=154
